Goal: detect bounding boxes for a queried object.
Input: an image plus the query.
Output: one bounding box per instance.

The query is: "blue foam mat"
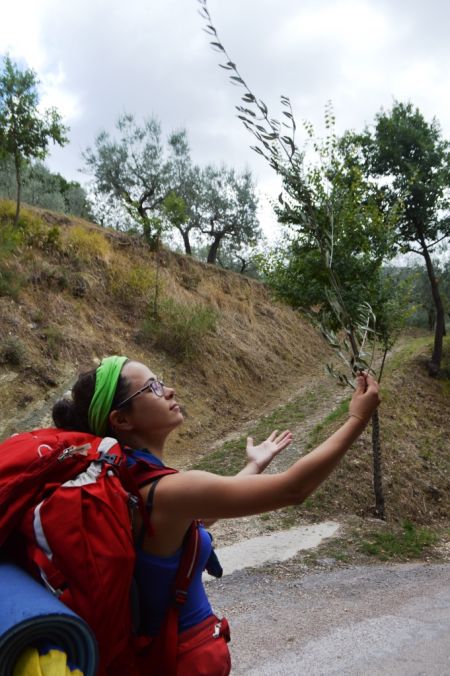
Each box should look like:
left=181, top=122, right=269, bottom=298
left=0, top=562, right=98, bottom=676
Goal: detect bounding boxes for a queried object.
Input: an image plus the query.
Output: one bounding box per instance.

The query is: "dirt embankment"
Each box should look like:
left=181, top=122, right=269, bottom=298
left=1, top=203, right=448, bottom=533
left=0, top=202, right=331, bottom=465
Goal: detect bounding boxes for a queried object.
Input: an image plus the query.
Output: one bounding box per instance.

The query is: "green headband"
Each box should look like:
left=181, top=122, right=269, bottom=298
left=88, top=355, right=128, bottom=436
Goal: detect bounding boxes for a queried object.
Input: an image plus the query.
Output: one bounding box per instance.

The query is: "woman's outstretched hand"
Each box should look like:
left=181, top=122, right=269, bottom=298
left=349, top=372, right=380, bottom=425
left=246, top=429, right=293, bottom=473
left=200, top=429, right=293, bottom=527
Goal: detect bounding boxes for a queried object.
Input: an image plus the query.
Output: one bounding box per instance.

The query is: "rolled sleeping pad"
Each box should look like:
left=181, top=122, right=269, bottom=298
left=0, top=563, right=98, bottom=676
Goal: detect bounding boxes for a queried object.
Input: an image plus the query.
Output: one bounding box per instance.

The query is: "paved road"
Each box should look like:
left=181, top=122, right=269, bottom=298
left=205, top=562, right=450, bottom=675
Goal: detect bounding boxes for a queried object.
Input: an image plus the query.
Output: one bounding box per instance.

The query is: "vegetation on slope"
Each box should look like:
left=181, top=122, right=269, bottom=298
left=0, top=200, right=328, bottom=467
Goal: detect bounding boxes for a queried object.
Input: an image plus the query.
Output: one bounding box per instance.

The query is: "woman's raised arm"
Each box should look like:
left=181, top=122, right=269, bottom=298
left=157, top=374, right=379, bottom=521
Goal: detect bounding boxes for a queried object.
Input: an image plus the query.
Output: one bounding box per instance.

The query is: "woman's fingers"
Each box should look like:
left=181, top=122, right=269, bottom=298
left=263, top=429, right=293, bottom=450
left=275, top=430, right=293, bottom=449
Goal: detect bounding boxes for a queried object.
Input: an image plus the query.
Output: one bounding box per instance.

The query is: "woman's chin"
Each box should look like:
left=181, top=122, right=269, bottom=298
left=172, top=411, right=184, bottom=427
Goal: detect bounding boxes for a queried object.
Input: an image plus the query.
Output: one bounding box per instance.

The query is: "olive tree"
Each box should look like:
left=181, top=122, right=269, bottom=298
left=358, top=103, right=450, bottom=375
left=0, top=56, right=68, bottom=225
left=83, top=114, right=190, bottom=249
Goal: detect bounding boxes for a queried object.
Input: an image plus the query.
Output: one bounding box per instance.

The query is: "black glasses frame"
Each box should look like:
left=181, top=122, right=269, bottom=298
left=115, top=377, right=165, bottom=409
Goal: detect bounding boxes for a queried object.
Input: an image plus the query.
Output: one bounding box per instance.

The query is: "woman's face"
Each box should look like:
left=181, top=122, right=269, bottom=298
left=117, top=361, right=184, bottom=437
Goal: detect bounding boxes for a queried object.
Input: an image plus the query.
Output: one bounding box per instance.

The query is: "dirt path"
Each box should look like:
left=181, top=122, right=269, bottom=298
left=204, top=522, right=340, bottom=579
left=205, top=562, right=450, bottom=675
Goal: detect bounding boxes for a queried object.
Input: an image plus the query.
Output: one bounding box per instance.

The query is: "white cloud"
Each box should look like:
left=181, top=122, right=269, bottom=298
left=39, top=65, right=82, bottom=122
left=0, top=0, right=51, bottom=69
left=274, top=0, right=395, bottom=54
left=2, top=0, right=450, bottom=243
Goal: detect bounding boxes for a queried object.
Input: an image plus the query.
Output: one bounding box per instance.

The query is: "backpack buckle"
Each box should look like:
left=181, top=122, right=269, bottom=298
left=99, top=452, right=122, bottom=467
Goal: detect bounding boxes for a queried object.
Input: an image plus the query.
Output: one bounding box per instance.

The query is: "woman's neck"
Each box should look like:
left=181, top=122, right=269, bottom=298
left=116, top=432, right=167, bottom=460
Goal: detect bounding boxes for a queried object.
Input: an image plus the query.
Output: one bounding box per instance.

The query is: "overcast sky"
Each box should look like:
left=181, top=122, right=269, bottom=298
left=1, top=0, right=450, bottom=239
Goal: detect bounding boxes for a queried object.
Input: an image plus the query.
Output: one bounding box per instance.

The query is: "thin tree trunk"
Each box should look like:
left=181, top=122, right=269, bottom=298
left=14, top=153, right=21, bottom=227
left=420, top=238, right=445, bottom=376
left=371, top=409, right=385, bottom=520
left=181, top=230, right=192, bottom=255
left=207, top=235, right=222, bottom=264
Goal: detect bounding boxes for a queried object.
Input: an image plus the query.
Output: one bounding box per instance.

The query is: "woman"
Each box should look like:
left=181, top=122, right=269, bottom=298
left=52, top=356, right=380, bottom=675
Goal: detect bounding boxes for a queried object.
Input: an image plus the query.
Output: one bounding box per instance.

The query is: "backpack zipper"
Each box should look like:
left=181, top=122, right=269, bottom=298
left=58, top=443, right=91, bottom=461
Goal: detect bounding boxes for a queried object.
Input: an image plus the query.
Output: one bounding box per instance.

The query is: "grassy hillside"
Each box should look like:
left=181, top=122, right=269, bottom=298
left=0, top=200, right=330, bottom=465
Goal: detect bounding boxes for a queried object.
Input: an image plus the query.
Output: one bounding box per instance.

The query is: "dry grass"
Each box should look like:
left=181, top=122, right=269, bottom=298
left=0, top=202, right=330, bottom=453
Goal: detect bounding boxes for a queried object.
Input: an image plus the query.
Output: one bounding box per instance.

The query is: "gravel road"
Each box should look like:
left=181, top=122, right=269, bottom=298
left=205, top=562, right=450, bottom=675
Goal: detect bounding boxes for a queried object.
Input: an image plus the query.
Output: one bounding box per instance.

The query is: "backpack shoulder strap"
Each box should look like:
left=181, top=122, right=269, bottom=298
left=136, top=477, right=161, bottom=548
left=155, top=522, right=201, bottom=676
left=120, top=452, right=201, bottom=675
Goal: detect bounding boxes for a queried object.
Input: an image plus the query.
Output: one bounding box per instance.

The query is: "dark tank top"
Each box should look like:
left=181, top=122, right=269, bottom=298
left=127, top=449, right=214, bottom=635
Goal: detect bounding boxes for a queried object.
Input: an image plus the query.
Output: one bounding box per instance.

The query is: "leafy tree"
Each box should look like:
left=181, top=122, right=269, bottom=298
left=83, top=114, right=191, bottom=249
left=0, top=56, right=68, bottom=226
left=163, top=164, right=260, bottom=264
left=389, top=261, right=450, bottom=332
left=162, top=171, right=203, bottom=256
left=196, top=165, right=260, bottom=265
left=216, top=238, right=264, bottom=277
left=359, top=102, right=450, bottom=375
left=85, top=114, right=261, bottom=262
left=198, top=1, right=412, bottom=517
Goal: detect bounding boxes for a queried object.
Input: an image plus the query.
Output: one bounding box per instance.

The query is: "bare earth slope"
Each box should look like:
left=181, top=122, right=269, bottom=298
left=0, top=202, right=331, bottom=464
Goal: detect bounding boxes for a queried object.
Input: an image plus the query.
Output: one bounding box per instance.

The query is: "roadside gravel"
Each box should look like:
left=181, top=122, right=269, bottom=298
left=205, top=562, right=450, bottom=675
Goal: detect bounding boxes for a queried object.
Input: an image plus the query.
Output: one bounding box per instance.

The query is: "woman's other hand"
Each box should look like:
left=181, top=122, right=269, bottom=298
left=246, top=429, right=293, bottom=473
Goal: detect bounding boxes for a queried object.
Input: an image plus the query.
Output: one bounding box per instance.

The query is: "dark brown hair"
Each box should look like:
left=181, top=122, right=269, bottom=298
left=52, top=363, right=131, bottom=433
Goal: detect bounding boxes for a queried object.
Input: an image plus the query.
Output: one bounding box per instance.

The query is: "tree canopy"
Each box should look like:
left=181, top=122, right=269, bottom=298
left=0, top=55, right=68, bottom=225
left=359, top=102, right=450, bottom=374
left=84, top=113, right=261, bottom=262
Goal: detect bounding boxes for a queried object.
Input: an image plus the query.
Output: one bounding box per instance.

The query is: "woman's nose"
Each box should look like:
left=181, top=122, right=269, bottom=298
left=164, top=385, right=175, bottom=398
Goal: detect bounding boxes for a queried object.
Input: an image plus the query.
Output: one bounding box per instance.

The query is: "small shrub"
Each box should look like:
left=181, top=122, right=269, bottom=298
left=28, top=261, right=68, bottom=291
left=0, top=200, right=19, bottom=226
left=68, top=272, right=90, bottom=298
left=23, top=220, right=62, bottom=252
left=0, top=264, right=23, bottom=299
left=0, top=201, right=62, bottom=254
left=30, top=309, right=45, bottom=324
left=63, top=225, right=110, bottom=263
left=143, top=297, right=217, bottom=360
left=41, top=325, right=65, bottom=358
left=0, top=337, right=26, bottom=366
left=0, top=221, right=24, bottom=255
left=109, top=265, right=157, bottom=304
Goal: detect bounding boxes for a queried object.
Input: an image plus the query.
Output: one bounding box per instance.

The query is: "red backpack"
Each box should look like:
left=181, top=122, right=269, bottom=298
left=0, top=428, right=200, bottom=676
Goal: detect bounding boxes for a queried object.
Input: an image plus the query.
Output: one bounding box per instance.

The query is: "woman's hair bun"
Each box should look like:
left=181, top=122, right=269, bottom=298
left=52, top=398, right=79, bottom=430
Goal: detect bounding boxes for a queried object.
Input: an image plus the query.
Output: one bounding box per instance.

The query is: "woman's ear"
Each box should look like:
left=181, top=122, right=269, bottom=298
left=109, top=408, right=134, bottom=433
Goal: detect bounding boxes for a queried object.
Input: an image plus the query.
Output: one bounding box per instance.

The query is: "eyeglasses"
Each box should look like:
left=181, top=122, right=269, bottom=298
left=115, top=377, right=165, bottom=409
